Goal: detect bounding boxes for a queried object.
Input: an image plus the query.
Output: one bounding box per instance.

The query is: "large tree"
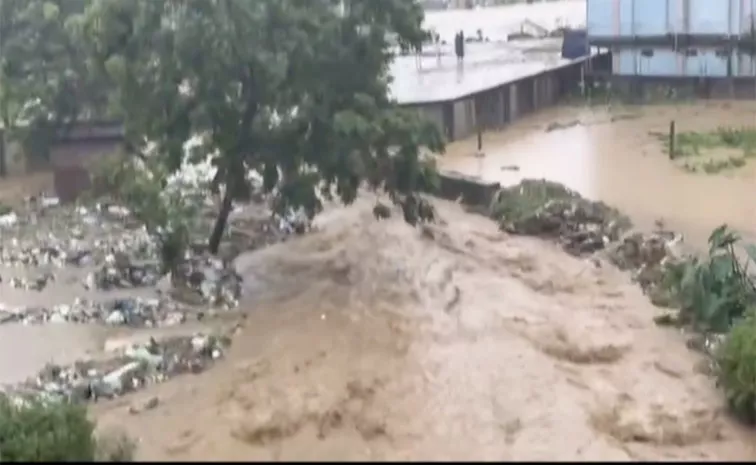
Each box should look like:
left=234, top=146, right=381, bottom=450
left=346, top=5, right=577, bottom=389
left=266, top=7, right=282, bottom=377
left=0, top=0, right=104, bottom=174
left=82, top=0, right=444, bottom=253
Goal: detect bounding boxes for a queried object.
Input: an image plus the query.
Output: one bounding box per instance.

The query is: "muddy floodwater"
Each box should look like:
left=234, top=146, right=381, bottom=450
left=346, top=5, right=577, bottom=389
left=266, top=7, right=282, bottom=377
left=442, top=101, right=756, bottom=248
left=2, top=98, right=756, bottom=460
left=94, top=197, right=756, bottom=461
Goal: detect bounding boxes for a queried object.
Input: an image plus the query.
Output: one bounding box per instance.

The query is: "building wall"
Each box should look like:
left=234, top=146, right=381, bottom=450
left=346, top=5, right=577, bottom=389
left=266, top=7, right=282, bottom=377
left=587, top=0, right=756, bottom=40
left=611, top=47, right=755, bottom=77
left=401, top=57, right=595, bottom=143
left=605, top=75, right=756, bottom=100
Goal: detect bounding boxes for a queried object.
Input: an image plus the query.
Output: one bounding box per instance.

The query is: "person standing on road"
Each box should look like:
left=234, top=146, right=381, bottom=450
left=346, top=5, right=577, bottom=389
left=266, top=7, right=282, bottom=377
left=454, top=31, right=462, bottom=63
left=458, top=30, right=465, bottom=64
left=435, top=32, right=442, bottom=67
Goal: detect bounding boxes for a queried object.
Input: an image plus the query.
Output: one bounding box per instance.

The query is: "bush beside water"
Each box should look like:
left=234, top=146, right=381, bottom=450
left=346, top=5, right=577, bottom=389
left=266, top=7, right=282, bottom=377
left=490, top=179, right=756, bottom=424
left=0, top=395, right=135, bottom=461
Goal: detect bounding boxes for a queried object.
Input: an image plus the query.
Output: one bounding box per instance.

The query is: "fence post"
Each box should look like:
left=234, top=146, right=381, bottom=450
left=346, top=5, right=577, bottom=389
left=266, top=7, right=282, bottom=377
left=669, top=120, right=676, bottom=160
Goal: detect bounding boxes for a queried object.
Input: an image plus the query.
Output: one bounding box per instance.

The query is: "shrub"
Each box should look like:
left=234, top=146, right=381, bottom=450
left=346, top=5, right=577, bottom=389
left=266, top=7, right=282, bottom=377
left=717, top=312, right=756, bottom=424
left=0, top=396, right=135, bottom=462
left=0, top=396, right=96, bottom=461
left=656, top=225, right=756, bottom=333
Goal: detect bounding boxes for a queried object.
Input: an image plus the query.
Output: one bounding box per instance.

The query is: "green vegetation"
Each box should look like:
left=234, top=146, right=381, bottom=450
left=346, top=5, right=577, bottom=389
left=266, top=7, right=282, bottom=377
left=654, top=226, right=756, bottom=332
left=655, top=126, right=756, bottom=174
left=651, top=225, right=756, bottom=423
left=0, top=0, right=109, bottom=175
left=0, top=395, right=134, bottom=461
left=489, top=179, right=756, bottom=425
left=0, top=0, right=444, bottom=458
left=717, top=313, right=756, bottom=424
left=490, top=179, right=579, bottom=225
left=78, top=0, right=442, bottom=254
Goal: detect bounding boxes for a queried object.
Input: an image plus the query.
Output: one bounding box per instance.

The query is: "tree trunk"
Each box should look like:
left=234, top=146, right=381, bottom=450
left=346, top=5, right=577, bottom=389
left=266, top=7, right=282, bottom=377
left=208, top=188, right=233, bottom=254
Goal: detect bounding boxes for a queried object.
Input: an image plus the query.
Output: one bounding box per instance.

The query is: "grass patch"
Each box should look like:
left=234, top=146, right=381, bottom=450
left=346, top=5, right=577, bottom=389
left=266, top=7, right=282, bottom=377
left=654, top=126, right=756, bottom=174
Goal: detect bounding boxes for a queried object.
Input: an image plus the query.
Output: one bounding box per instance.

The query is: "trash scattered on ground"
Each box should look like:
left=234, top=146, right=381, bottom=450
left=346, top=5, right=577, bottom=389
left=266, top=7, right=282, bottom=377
left=1, top=333, right=231, bottom=405
left=606, top=228, right=687, bottom=306
left=168, top=254, right=242, bottom=309
left=490, top=179, right=632, bottom=256
left=0, top=188, right=304, bottom=324
left=0, top=296, right=213, bottom=327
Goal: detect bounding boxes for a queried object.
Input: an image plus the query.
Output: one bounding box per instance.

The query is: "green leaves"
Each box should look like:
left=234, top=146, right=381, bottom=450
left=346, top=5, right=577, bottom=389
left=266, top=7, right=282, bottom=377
left=0, top=396, right=95, bottom=462
left=717, top=311, right=756, bottom=424
left=81, top=0, right=444, bottom=252
left=0, top=0, right=107, bottom=171
left=661, top=224, right=756, bottom=333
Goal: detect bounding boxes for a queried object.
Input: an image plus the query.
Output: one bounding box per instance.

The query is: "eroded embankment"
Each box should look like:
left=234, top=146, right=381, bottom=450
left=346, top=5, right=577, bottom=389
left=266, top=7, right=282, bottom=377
left=92, top=197, right=755, bottom=461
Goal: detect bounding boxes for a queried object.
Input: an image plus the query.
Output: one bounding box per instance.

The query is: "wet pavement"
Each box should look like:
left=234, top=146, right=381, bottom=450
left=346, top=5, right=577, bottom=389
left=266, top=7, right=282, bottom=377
left=389, top=39, right=594, bottom=104
left=388, top=0, right=588, bottom=104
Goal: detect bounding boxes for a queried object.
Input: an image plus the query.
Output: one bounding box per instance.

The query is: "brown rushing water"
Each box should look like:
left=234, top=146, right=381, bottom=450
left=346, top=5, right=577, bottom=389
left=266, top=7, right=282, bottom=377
left=95, top=196, right=756, bottom=461
left=7, top=102, right=756, bottom=460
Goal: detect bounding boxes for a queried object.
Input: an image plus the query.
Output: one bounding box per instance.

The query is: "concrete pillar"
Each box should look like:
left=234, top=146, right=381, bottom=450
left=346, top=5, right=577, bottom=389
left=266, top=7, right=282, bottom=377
left=509, top=84, right=518, bottom=121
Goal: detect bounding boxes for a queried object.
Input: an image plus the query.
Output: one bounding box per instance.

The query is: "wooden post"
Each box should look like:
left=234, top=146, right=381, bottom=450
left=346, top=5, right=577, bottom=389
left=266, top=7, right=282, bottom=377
left=477, top=128, right=483, bottom=152
left=669, top=120, right=676, bottom=160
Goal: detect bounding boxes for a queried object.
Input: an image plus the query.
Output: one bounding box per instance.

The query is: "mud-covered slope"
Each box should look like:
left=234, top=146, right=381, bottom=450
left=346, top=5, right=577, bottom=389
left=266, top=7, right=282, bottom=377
left=93, top=198, right=755, bottom=461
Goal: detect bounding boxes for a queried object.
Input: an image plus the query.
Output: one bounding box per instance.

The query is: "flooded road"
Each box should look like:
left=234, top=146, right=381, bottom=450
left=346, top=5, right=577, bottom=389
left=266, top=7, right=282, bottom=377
left=441, top=101, right=756, bottom=248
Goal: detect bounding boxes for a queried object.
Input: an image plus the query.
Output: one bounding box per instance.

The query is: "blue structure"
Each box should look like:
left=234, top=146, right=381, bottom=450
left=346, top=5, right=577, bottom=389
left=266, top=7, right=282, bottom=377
left=586, top=0, right=756, bottom=78
left=561, top=29, right=589, bottom=59
left=587, top=0, right=756, bottom=43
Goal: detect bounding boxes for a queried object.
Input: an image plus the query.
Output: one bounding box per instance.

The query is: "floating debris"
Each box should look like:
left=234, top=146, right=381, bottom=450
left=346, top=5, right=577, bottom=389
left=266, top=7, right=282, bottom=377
left=2, top=333, right=231, bottom=405
left=0, top=296, right=209, bottom=328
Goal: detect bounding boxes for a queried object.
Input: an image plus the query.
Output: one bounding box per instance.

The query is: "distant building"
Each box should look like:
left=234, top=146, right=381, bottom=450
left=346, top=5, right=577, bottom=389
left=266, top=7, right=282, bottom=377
left=586, top=0, right=756, bottom=79
left=586, top=0, right=756, bottom=99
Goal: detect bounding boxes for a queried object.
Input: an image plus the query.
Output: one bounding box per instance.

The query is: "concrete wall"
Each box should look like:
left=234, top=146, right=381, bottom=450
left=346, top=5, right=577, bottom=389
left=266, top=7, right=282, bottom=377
left=436, top=171, right=500, bottom=209
left=0, top=122, right=124, bottom=202
left=602, top=74, right=756, bottom=100
left=0, top=122, right=123, bottom=176
left=403, top=56, right=597, bottom=143
left=610, top=47, right=756, bottom=77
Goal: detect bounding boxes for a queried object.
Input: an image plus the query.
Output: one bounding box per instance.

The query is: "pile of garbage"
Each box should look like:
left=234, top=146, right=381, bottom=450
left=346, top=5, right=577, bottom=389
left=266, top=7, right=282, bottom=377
left=2, top=333, right=230, bottom=405
left=0, top=296, right=203, bottom=327
left=605, top=227, right=692, bottom=308
left=490, top=179, right=632, bottom=256
left=84, top=256, right=162, bottom=291
left=0, top=203, right=157, bottom=269
left=166, top=254, right=243, bottom=309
